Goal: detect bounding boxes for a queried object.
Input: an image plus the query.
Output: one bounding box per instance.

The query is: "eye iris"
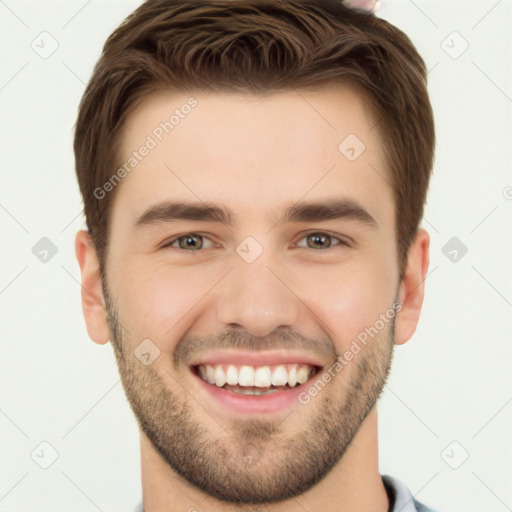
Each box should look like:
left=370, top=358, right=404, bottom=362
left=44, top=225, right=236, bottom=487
left=307, top=233, right=330, bottom=249
left=179, top=234, right=202, bottom=250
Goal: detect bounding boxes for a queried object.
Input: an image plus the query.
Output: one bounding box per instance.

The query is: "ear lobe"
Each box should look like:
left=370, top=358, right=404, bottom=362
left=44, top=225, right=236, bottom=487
left=394, top=228, right=430, bottom=346
left=75, top=230, right=110, bottom=345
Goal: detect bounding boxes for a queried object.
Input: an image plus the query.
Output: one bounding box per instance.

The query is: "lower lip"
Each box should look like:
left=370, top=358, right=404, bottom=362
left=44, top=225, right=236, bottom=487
left=191, top=368, right=317, bottom=414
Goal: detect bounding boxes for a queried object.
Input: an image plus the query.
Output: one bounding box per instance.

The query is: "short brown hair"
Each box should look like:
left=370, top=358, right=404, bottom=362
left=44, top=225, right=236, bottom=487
left=73, top=0, right=435, bottom=280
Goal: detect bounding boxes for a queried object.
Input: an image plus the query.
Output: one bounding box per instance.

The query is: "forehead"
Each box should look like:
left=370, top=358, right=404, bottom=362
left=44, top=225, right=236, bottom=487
left=112, top=83, right=392, bottom=229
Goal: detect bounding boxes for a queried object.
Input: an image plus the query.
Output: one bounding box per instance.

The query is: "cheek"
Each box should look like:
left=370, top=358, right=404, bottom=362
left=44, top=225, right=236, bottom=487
left=112, top=263, right=211, bottom=349
left=306, top=261, right=394, bottom=345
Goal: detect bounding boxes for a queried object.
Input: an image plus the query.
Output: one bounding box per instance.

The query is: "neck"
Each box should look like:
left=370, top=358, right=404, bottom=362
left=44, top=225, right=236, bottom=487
left=140, top=406, right=389, bottom=512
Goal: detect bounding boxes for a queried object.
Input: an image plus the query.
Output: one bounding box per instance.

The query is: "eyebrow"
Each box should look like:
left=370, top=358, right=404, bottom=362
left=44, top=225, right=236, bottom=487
left=134, top=198, right=378, bottom=229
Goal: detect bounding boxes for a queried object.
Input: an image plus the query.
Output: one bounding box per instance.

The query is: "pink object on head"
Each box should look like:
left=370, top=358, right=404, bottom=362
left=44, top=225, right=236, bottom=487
left=343, top=0, right=380, bottom=13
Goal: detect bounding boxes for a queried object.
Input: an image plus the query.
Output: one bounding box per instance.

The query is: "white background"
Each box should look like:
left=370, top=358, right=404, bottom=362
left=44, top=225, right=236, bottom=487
left=0, top=1, right=511, bottom=511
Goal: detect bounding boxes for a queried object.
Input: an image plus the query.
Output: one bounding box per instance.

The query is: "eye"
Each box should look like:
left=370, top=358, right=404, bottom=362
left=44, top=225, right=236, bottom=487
left=295, top=232, right=349, bottom=251
left=160, top=231, right=350, bottom=253
left=161, top=233, right=215, bottom=251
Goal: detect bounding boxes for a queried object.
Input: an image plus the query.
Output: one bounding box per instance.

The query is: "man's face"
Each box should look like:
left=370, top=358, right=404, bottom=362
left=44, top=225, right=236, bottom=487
left=102, top=84, right=400, bottom=503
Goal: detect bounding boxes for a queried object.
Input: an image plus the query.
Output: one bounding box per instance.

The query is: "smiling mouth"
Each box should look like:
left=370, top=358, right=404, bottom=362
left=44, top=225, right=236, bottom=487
left=192, top=363, right=321, bottom=395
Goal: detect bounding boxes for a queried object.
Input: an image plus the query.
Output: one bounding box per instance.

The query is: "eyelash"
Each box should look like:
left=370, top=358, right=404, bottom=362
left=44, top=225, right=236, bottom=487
left=160, top=232, right=350, bottom=253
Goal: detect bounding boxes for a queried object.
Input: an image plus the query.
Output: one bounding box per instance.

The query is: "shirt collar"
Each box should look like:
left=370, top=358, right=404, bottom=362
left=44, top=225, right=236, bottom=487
left=382, top=473, right=424, bottom=512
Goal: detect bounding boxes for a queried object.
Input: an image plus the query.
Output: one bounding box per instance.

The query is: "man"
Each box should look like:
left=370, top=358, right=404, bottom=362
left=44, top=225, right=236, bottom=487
left=73, top=0, right=437, bottom=510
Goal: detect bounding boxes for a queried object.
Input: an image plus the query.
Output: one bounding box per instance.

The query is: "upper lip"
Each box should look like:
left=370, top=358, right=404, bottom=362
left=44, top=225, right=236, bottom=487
left=189, top=350, right=325, bottom=368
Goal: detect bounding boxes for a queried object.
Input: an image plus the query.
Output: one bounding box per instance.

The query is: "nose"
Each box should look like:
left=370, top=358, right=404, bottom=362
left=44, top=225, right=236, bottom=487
left=215, top=251, right=299, bottom=338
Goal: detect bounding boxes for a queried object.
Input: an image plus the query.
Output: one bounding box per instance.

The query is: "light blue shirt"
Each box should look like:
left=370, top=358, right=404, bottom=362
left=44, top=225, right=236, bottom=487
left=382, top=474, right=440, bottom=511
left=133, top=473, right=440, bottom=511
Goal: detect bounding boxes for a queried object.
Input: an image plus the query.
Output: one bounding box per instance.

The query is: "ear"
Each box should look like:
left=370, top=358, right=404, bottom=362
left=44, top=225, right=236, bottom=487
left=394, top=228, right=430, bottom=346
left=75, top=230, right=110, bottom=345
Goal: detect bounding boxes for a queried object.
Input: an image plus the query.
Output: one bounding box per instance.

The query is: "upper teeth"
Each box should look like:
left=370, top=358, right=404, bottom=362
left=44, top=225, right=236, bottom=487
left=197, top=364, right=315, bottom=388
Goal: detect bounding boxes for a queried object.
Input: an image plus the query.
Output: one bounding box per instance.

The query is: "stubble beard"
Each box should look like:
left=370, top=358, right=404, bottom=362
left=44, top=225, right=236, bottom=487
left=104, top=289, right=395, bottom=506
